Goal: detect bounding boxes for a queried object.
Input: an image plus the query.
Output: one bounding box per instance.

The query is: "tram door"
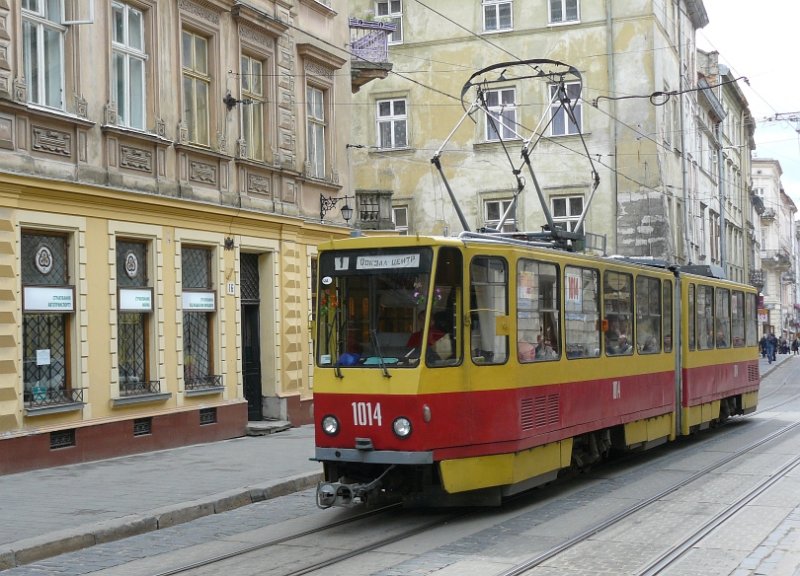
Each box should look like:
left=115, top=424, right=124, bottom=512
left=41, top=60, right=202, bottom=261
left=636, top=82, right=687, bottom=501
left=241, top=254, right=262, bottom=421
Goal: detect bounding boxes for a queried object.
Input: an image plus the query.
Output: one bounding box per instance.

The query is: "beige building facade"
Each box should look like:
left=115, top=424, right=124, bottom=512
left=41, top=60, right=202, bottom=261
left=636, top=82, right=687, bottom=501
left=348, top=0, right=715, bottom=260
left=0, top=0, right=370, bottom=473
left=349, top=0, right=762, bottom=284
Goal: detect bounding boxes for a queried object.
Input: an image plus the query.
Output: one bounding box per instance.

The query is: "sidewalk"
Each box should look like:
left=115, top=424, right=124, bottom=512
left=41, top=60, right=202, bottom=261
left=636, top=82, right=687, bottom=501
left=0, top=423, right=322, bottom=570
left=759, top=348, right=794, bottom=377
left=0, top=355, right=794, bottom=571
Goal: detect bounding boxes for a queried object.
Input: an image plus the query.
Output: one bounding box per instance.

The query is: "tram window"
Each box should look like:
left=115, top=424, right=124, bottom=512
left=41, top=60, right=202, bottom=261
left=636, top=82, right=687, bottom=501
left=635, top=276, right=661, bottom=354
left=715, top=288, right=731, bottom=348
left=696, top=285, right=714, bottom=350
left=731, top=290, right=745, bottom=347
left=427, top=247, right=462, bottom=366
left=517, top=259, right=560, bottom=362
left=564, top=266, right=600, bottom=358
left=745, top=292, right=757, bottom=346
left=688, top=284, right=696, bottom=350
left=470, top=256, right=508, bottom=364
left=663, top=281, right=673, bottom=352
left=604, top=270, right=633, bottom=356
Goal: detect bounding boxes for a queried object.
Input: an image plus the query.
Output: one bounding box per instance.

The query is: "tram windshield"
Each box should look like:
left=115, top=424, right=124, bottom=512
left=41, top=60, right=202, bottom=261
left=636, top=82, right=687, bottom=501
left=315, top=247, right=460, bottom=368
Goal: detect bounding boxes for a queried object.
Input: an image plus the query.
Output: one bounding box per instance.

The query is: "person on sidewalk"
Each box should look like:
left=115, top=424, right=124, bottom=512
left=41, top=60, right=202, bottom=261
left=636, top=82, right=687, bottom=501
left=766, top=332, right=777, bottom=364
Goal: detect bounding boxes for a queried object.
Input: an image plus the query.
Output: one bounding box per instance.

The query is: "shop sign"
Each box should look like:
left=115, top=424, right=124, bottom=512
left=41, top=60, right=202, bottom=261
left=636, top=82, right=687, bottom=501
left=119, top=288, right=153, bottom=312
left=23, top=286, right=75, bottom=312
left=182, top=290, right=216, bottom=311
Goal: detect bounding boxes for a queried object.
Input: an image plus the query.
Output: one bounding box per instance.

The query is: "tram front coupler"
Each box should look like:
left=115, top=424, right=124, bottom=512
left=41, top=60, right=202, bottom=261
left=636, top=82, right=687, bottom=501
left=316, top=481, right=367, bottom=508
left=316, top=465, right=396, bottom=509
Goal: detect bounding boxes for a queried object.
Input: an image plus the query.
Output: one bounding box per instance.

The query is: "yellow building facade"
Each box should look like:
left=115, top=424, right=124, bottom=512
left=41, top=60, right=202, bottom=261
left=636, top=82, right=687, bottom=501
left=0, top=0, right=373, bottom=473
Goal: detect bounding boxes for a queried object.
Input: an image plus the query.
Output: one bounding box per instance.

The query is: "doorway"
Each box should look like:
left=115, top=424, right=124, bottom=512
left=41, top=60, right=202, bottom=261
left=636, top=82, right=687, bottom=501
left=241, top=254, right=262, bottom=421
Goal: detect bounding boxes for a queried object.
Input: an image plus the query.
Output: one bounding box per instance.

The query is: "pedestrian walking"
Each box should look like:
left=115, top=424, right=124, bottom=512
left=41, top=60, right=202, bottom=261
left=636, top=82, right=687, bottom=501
left=766, top=332, right=777, bottom=363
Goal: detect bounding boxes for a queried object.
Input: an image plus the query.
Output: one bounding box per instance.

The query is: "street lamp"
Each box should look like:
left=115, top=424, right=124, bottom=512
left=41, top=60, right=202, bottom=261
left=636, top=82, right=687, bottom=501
left=320, top=194, right=354, bottom=224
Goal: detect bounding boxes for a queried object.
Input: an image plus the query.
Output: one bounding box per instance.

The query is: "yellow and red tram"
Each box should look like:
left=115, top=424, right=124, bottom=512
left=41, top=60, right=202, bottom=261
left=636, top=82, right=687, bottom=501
left=312, top=234, right=759, bottom=507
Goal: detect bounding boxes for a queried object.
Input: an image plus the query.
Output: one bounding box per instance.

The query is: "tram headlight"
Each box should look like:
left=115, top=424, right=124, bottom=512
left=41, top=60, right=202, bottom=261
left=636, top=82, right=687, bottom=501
left=392, top=417, right=412, bottom=438
left=321, top=415, right=340, bottom=436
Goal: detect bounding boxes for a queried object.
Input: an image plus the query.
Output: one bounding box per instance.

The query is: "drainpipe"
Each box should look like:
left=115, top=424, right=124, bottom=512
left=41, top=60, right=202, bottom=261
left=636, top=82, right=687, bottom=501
left=716, top=123, right=726, bottom=277
left=607, top=0, right=619, bottom=254
left=677, top=0, right=691, bottom=265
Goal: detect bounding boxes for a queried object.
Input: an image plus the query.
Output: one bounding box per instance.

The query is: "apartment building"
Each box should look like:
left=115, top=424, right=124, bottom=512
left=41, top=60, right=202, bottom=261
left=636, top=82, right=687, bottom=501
left=0, top=0, right=381, bottom=473
left=752, top=158, right=797, bottom=340
left=348, top=0, right=761, bottom=277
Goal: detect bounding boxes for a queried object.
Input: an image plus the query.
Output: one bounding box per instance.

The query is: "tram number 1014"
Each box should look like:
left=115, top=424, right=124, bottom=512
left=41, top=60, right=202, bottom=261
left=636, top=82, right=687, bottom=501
left=352, top=402, right=382, bottom=427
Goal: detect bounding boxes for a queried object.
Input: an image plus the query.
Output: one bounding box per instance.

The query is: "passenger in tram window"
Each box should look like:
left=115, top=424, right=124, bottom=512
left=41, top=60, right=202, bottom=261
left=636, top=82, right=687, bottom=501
left=518, top=333, right=536, bottom=362
left=406, top=310, right=445, bottom=358
left=615, top=334, right=632, bottom=354
left=535, top=335, right=557, bottom=359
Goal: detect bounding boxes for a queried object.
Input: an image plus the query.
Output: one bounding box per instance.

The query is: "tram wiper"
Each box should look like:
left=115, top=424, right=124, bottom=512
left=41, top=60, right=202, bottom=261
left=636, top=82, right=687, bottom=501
left=370, top=329, right=392, bottom=379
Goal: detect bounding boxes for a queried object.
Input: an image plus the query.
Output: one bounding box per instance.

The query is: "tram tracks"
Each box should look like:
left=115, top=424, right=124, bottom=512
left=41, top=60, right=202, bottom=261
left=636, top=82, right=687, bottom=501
left=154, top=366, right=800, bottom=576
left=494, top=419, right=800, bottom=576
left=150, top=503, right=465, bottom=576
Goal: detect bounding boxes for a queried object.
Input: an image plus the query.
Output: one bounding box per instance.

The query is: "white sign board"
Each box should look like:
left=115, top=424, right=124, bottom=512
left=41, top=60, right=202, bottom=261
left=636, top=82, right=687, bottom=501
left=182, top=291, right=216, bottom=311
left=119, top=288, right=153, bottom=311
left=23, top=286, right=75, bottom=312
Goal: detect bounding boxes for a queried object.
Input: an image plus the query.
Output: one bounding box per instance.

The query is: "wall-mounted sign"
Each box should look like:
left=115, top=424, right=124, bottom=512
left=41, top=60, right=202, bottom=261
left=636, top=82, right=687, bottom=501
left=23, top=286, right=75, bottom=312
left=119, top=288, right=153, bottom=312
left=182, top=290, right=216, bottom=311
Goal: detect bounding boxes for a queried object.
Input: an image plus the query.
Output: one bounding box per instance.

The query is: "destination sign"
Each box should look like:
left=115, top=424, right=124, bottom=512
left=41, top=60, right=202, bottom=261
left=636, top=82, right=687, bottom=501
left=356, top=254, right=420, bottom=270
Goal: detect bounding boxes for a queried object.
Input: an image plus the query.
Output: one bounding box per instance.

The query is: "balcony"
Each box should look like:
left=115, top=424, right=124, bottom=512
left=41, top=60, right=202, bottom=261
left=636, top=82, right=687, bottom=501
left=760, top=207, right=776, bottom=221
left=349, top=18, right=394, bottom=93
left=762, top=249, right=791, bottom=269
left=749, top=269, right=764, bottom=289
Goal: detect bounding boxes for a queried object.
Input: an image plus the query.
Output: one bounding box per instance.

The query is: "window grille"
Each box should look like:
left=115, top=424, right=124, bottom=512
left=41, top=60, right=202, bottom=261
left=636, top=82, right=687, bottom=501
left=50, top=429, right=76, bottom=449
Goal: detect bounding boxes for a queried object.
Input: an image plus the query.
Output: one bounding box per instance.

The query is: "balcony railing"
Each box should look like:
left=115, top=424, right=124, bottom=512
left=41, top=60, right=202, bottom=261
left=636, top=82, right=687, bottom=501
left=349, top=18, right=394, bottom=92
left=185, top=374, right=223, bottom=391
left=25, top=385, right=85, bottom=408
left=120, top=379, right=162, bottom=397
left=350, top=18, right=395, bottom=63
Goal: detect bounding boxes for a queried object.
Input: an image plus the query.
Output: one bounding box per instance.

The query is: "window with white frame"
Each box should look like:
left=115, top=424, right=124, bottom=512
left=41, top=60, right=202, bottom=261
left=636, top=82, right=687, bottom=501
left=485, top=88, right=516, bottom=141
left=483, top=0, right=512, bottom=32
left=485, top=199, right=516, bottom=232
left=241, top=53, right=266, bottom=161
left=392, top=205, right=408, bottom=235
left=112, top=2, right=147, bottom=130
left=182, top=29, right=211, bottom=146
left=377, top=98, right=407, bottom=149
left=549, top=0, right=579, bottom=24
left=376, top=0, right=402, bottom=44
left=22, top=0, right=65, bottom=109
left=552, top=195, right=584, bottom=233
left=307, top=85, right=326, bottom=179
left=549, top=82, right=582, bottom=136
